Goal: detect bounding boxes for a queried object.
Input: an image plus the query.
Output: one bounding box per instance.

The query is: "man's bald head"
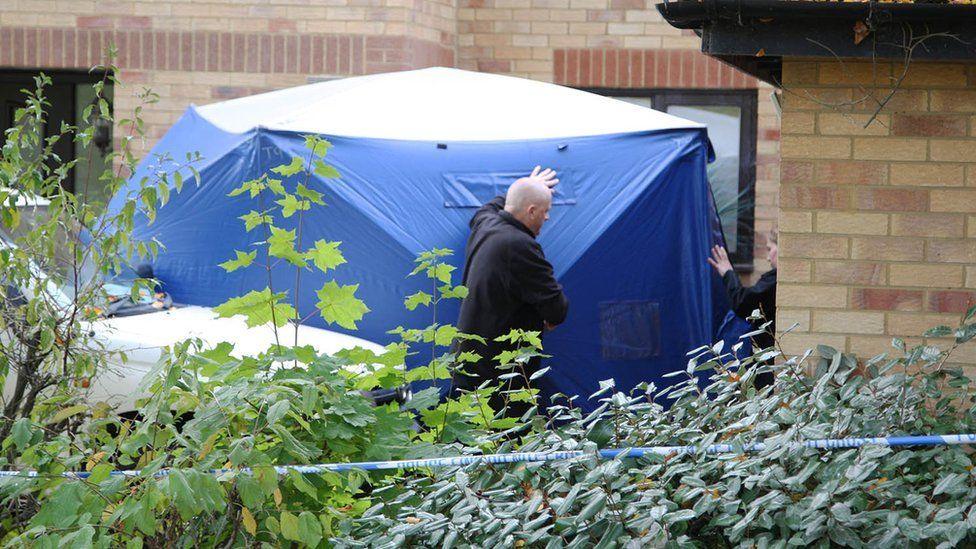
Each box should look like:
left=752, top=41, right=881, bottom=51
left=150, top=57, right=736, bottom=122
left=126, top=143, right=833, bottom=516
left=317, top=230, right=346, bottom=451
left=506, top=177, right=552, bottom=213
left=505, top=177, right=553, bottom=236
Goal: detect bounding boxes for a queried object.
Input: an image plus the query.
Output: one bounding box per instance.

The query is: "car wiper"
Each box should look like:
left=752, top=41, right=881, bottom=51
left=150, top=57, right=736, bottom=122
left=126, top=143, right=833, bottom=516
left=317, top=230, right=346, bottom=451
left=103, top=292, right=174, bottom=318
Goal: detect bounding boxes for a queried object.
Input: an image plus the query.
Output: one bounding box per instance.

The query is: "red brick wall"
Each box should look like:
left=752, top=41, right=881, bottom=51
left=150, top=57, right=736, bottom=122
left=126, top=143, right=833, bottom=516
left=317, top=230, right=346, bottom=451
left=554, top=49, right=757, bottom=89
left=0, top=27, right=371, bottom=76
left=1, top=2, right=456, bottom=143
left=365, top=35, right=454, bottom=74
left=0, top=26, right=454, bottom=77
left=0, top=27, right=452, bottom=139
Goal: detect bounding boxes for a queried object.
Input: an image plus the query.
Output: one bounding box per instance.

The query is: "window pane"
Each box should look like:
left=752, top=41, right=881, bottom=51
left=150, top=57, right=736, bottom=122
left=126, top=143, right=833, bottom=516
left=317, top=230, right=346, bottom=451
left=666, top=105, right=742, bottom=254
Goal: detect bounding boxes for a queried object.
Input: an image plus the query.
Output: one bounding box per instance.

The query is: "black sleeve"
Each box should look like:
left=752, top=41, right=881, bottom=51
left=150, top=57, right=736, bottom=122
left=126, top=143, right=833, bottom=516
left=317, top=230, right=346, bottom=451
left=511, top=239, right=569, bottom=325
left=470, top=196, right=506, bottom=230
left=722, top=270, right=774, bottom=319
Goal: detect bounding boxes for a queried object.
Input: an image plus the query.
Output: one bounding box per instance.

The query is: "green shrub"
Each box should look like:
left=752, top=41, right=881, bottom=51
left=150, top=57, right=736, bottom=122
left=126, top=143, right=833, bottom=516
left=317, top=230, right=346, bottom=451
left=336, top=320, right=976, bottom=547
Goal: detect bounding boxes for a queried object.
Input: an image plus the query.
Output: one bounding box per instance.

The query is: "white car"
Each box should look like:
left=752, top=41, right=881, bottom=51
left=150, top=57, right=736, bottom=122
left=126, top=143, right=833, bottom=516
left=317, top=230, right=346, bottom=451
left=92, top=301, right=390, bottom=413
left=3, top=267, right=394, bottom=415
left=1, top=194, right=402, bottom=415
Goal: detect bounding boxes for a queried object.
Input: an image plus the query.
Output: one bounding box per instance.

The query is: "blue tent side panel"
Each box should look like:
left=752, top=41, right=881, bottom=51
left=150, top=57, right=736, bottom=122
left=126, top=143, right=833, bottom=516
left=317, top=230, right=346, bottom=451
left=112, top=109, right=733, bottom=408
left=535, top=130, right=718, bottom=402
left=105, top=106, right=259, bottom=297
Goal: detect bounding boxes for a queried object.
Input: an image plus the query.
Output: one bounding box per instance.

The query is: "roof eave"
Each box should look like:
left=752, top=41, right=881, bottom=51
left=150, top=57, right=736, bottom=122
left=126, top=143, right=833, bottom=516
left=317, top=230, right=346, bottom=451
left=656, top=0, right=976, bottom=86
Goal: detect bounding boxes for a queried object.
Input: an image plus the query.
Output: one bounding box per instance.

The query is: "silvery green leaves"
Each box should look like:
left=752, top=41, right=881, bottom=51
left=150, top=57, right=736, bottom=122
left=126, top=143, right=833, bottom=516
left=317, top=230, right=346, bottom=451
left=239, top=210, right=273, bottom=232
left=337, top=330, right=976, bottom=547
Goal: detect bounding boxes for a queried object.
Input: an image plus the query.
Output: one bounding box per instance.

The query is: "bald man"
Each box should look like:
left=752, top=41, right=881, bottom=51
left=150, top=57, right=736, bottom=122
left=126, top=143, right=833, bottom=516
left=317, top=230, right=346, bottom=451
left=453, top=166, right=569, bottom=415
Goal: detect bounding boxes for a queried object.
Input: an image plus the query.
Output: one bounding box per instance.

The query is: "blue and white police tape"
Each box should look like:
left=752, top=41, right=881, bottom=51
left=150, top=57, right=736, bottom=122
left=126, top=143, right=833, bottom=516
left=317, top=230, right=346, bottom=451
left=0, top=433, right=973, bottom=480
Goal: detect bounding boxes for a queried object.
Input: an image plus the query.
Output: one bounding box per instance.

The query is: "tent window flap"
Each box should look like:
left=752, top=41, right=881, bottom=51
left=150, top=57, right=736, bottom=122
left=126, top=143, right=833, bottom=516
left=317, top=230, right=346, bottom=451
left=443, top=172, right=577, bottom=208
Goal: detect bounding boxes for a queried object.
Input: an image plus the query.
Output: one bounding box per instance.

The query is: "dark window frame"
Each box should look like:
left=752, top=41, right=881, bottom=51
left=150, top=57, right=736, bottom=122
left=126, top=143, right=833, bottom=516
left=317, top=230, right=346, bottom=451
left=0, top=69, right=112, bottom=194
left=580, top=87, right=759, bottom=271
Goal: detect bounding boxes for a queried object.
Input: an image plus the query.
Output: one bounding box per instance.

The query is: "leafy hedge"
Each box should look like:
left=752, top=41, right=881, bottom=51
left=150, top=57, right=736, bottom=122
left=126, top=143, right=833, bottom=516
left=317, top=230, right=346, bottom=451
left=335, top=325, right=976, bottom=547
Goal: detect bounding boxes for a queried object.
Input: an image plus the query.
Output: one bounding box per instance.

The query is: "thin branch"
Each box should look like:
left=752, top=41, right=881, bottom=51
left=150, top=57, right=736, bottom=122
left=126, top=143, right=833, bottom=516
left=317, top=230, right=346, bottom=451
left=777, top=24, right=967, bottom=132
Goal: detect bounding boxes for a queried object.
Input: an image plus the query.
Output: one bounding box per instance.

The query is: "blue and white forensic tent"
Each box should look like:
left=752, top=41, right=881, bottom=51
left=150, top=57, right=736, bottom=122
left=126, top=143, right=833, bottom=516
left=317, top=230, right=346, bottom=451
left=108, top=67, right=736, bottom=405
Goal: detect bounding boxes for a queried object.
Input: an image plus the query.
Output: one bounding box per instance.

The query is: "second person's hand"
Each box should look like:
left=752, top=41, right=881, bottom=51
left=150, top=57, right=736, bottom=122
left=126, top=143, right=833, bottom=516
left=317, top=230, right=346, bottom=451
left=707, top=245, right=734, bottom=277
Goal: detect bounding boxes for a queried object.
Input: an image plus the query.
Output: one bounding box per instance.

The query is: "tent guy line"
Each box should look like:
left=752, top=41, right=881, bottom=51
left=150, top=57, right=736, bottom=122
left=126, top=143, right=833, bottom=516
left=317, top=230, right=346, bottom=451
left=0, top=434, right=972, bottom=480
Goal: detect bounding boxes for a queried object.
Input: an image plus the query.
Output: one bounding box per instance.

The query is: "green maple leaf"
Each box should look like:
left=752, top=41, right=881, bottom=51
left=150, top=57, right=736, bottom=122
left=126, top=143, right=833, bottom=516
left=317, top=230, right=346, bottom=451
left=494, top=350, right=518, bottom=365
left=228, top=178, right=265, bottom=198
left=417, top=248, right=452, bottom=262
left=495, top=329, right=520, bottom=343
left=214, top=288, right=296, bottom=328
left=313, top=160, right=341, bottom=179
left=456, top=351, right=482, bottom=363
left=316, top=281, right=369, bottom=330
left=427, top=263, right=455, bottom=284
left=198, top=342, right=234, bottom=364
left=439, top=284, right=468, bottom=299
left=377, top=343, right=408, bottom=367
left=268, top=226, right=306, bottom=267
left=433, top=325, right=458, bottom=347
left=277, top=194, right=310, bottom=218
left=406, top=362, right=451, bottom=382
left=404, top=291, right=432, bottom=311
left=508, top=388, right=538, bottom=403
left=296, top=183, right=324, bottom=205
left=271, top=156, right=304, bottom=177
left=239, top=210, right=272, bottom=232
left=266, top=178, right=286, bottom=196
left=304, top=135, right=332, bottom=157
left=340, top=342, right=407, bottom=370
left=523, top=331, right=543, bottom=349
left=306, top=240, right=346, bottom=273
left=409, top=260, right=429, bottom=277
left=218, top=250, right=257, bottom=273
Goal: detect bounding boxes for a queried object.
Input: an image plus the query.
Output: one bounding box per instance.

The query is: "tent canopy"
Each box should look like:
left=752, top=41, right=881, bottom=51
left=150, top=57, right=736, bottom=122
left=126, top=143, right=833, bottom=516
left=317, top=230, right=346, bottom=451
left=110, top=68, right=730, bottom=409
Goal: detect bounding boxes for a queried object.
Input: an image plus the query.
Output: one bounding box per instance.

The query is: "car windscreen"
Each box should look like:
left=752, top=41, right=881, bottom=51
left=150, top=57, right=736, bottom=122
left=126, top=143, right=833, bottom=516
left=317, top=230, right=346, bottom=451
left=1, top=204, right=172, bottom=317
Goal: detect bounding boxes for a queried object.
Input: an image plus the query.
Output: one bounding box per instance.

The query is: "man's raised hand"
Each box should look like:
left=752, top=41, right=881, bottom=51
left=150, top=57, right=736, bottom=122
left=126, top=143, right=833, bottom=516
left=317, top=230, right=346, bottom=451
left=529, top=165, right=559, bottom=189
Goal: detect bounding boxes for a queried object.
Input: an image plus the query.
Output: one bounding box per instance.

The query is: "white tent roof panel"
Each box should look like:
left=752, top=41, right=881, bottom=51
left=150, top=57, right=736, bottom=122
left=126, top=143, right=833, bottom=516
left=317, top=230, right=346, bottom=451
left=195, top=67, right=703, bottom=141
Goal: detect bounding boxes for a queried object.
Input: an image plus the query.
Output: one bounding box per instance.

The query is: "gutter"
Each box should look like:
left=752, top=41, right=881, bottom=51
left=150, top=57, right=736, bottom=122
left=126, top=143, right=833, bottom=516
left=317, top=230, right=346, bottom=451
left=658, top=0, right=976, bottom=30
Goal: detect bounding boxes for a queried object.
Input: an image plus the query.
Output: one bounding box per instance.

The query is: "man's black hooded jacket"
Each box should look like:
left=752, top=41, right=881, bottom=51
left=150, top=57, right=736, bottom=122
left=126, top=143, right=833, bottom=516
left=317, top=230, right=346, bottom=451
left=453, top=196, right=569, bottom=390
